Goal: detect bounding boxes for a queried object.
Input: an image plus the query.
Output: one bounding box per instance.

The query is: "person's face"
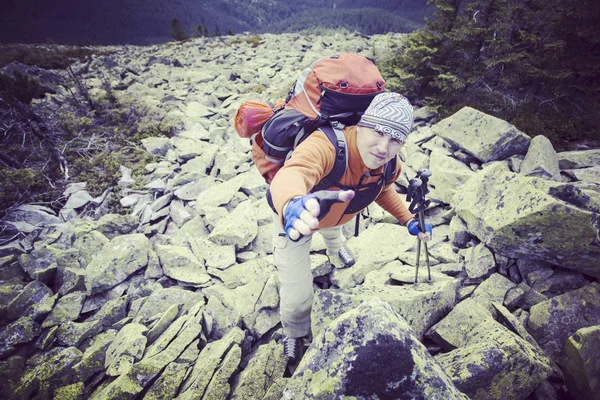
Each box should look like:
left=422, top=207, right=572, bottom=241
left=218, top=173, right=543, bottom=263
left=356, top=126, right=404, bottom=169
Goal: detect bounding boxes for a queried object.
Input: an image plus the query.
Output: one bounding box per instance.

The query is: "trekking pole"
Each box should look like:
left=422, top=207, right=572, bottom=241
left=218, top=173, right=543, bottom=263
left=406, top=169, right=432, bottom=284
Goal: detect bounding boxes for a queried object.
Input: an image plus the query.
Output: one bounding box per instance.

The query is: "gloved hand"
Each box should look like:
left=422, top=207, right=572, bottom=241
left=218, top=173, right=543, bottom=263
left=407, top=219, right=433, bottom=241
left=283, top=190, right=355, bottom=241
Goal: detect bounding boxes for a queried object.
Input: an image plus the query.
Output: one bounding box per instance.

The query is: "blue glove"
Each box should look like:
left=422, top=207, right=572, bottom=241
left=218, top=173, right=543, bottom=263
left=283, top=190, right=350, bottom=241
left=407, top=219, right=433, bottom=238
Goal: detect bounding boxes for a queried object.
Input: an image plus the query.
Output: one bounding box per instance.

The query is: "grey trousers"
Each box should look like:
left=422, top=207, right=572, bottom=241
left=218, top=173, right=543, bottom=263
left=272, top=213, right=344, bottom=338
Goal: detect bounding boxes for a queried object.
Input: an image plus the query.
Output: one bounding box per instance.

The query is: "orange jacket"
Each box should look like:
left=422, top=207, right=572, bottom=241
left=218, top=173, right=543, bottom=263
left=269, top=125, right=414, bottom=229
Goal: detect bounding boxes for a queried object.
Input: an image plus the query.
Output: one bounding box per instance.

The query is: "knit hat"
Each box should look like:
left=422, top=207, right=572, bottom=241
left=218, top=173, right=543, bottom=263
left=357, top=92, right=414, bottom=143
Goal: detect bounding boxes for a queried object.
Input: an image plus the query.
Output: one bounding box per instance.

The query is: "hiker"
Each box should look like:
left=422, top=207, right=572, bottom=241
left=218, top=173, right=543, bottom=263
left=268, top=92, right=433, bottom=360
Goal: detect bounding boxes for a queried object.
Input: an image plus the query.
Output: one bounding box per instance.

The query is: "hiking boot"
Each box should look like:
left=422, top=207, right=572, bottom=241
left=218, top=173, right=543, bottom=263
left=282, top=335, right=299, bottom=360
left=327, top=244, right=356, bottom=268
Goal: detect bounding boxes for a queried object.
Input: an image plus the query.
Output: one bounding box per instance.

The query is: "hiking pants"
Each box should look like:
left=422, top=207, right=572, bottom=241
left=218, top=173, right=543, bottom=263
left=272, top=213, right=344, bottom=338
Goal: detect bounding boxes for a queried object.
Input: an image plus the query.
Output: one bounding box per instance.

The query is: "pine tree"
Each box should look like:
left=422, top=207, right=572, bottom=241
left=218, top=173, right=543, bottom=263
left=169, top=18, right=188, bottom=41
left=382, top=0, right=600, bottom=148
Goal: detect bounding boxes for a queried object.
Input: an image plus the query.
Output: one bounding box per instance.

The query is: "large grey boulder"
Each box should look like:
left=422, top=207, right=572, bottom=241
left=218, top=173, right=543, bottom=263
left=436, top=319, right=552, bottom=400
left=527, top=282, right=600, bottom=366
left=283, top=298, right=468, bottom=399
left=454, top=163, right=600, bottom=277
left=177, top=327, right=245, bottom=400
left=314, top=261, right=459, bottom=340
left=520, top=135, right=562, bottom=181
left=557, top=149, right=600, bottom=169
left=230, top=341, right=287, bottom=400
left=155, top=244, right=211, bottom=286
left=563, top=325, right=600, bottom=400
left=431, top=107, right=531, bottom=163
left=85, top=234, right=151, bottom=295
left=105, top=323, right=148, bottom=376
left=208, top=200, right=258, bottom=250
left=429, top=150, right=475, bottom=205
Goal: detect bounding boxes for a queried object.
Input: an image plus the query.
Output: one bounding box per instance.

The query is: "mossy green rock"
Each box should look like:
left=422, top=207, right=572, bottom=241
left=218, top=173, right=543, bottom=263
left=52, top=382, right=85, bottom=400
left=155, top=244, right=211, bottom=285
left=435, top=318, right=552, bottom=400
left=314, top=261, right=459, bottom=341
left=85, top=234, right=150, bottom=295
left=563, top=325, right=600, bottom=400
left=18, top=246, right=57, bottom=284
left=105, top=323, right=148, bottom=376
left=5, top=280, right=53, bottom=321
left=331, top=224, right=415, bottom=289
left=431, top=106, right=531, bottom=163
left=73, top=230, right=108, bottom=267
left=527, top=282, right=600, bottom=365
left=208, top=200, right=258, bottom=250
left=11, top=346, right=83, bottom=400
left=144, top=361, right=189, bottom=400
left=454, top=163, right=600, bottom=277
left=73, top=329, right=116, bottom=382
left=284, top=298, right=468, bottom=399
left=133, top=287, right=203, bottom=324
left=178, top=327, right=245, bottom=399
left=428, top=297, right=494, bottom=351
left=0, top=315, right=42, bottom=358
left=429, top=150, right=476, bottom=205
left=230, top=340, right=287, bottom=400
left=42, top=291, right=86, bottom=328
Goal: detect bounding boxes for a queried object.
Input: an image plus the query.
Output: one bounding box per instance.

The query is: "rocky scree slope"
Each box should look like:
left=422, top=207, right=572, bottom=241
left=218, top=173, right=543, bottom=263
left=1, top=32, right=600, bottom=399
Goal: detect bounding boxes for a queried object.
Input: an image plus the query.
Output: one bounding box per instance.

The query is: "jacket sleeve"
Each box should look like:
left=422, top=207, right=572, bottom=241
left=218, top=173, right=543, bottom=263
left=269, top=130, right=336, bottom=226
left=374, top=157, right=415, bottom=225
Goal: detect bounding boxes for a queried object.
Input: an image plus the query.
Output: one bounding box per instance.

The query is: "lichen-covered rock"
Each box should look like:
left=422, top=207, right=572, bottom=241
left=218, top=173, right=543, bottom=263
left=202, top=268, right=279, bottom=337
left=105, top=323, right=148, bottom=376
left=428, top=297, right=494, bottom=351
left=4, top=280, right=53, bottom=321
left=563, top=165, right=600, bottom=183
left=18, top=246, right=57, bottom=284
left=208, top=200, right=258, bottom=250
left=188, top=237, right=236, bottom=270
left=429, top=150, right=476, bottom=205
left=144, top=361, right=189, bottom=400
left=330, top=223, right=414, bottom=288
left=204, top=297, right=241, bottom=340
left=11, top=346, right=83, bottom=400
left=195, top=173, right=245, bottom=214
left=91, top=303, right=206, bottom=399
left=230, top=341, right=287, bottom=400
left=73, top=330, right=116, bottom=382
left=53, top=382, right=85, bottom=400
left=454, top=163, right=600, bottom=277
left=85, top=234, right=150, bottom=295
left=527, top=282, right=600, bottom=365
left=520, top=135, right=562, bottom=181
left=41, top=291, right=86, bottom=328
left=0, top=315, right=42, bottom=358
left=155, top=244, right=211, bottom=285
left=177, top=327, right=245, bottom=399
left=56, top=296, right=127, bottom=347
left=557, top=149, right=600, bottom=169
left=563, top=325, right=600, bottom=400
left=464, top=242, right=496, bottom=280
left=94, top=213, right=138, bottom=239
left=73, top=230, right=108, bottom=267
left=431, top=106, right=531, bottom=163
left=146, top=304, right=181, bottom=344
left=141, top=136, right=172, bottom=156
left=435, top=319, right=552, bottom=400
left=133, top=287, right=204, bottom=324
left=284, top=298, right=468, bottom=399
left=315, top=262, right=459, bottom=341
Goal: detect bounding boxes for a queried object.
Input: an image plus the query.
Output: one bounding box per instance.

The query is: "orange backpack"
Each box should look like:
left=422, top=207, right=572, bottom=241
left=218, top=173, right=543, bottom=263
left=235, top=53, right=386, bottom=184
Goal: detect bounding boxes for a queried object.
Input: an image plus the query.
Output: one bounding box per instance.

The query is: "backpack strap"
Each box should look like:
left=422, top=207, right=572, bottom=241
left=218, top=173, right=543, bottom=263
left=311, top=124, right=348, bottom=192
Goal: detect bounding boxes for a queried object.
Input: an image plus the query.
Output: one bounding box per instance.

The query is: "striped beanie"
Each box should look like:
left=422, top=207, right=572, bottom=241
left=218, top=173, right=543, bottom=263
left=357, top=92, right=414, bottom=143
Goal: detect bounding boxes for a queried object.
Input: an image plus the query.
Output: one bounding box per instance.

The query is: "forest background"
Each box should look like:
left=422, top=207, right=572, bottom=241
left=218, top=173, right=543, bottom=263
left=0, top=0, right=598, bottom=216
